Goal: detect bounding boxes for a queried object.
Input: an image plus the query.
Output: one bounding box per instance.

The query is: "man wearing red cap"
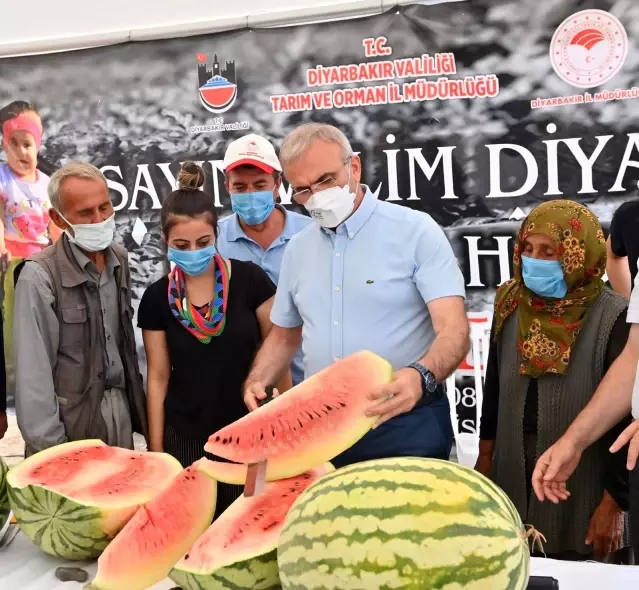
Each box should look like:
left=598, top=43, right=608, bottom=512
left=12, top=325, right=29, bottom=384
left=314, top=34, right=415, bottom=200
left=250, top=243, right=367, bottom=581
left=216, top=134, right=312, bottom=387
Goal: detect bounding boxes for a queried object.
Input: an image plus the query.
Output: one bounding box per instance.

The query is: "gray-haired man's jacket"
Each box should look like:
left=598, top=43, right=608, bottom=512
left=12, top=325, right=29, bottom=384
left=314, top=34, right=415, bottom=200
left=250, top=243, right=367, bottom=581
left=13, top=233, right=148, bottom=453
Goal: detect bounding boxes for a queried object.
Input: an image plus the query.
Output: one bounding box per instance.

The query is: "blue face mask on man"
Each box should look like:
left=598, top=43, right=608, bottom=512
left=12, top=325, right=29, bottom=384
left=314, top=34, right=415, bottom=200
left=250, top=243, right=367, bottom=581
left=167, top=244, right=216, bottom=276
left=230, top=190, right=275, bottom=226
left=521, top=255, right=568, bottom=299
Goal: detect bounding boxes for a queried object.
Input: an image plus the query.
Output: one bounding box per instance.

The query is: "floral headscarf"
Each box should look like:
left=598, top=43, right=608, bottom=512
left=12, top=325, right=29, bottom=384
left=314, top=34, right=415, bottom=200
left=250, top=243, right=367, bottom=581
left=493, top=200, right=606, bottom=378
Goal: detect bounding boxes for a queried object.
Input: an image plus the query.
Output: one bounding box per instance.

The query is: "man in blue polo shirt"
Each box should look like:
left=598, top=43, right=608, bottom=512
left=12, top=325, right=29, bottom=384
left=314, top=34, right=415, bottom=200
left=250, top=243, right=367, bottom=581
left=243, top=122, right=470, bottom=467
left=216, top=134, right=312, bottom=386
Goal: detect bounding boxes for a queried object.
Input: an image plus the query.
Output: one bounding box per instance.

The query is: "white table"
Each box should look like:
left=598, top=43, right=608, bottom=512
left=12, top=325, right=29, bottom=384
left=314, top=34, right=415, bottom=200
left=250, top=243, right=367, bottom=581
left=0, top=531, right=175, bottom=589
left=2, top=530, right=639, bottom=589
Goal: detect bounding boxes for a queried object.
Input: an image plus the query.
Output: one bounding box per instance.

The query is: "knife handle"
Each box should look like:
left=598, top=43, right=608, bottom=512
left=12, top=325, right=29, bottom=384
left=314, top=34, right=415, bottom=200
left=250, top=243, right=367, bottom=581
left=258, top=386, right=275, bottom=408
left=526, top=576, right=559, bottom=589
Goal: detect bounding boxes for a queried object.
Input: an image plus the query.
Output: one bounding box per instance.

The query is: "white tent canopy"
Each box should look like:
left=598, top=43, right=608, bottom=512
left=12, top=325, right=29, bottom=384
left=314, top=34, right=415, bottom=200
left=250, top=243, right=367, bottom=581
left=0, top=0, right=464, bottom=58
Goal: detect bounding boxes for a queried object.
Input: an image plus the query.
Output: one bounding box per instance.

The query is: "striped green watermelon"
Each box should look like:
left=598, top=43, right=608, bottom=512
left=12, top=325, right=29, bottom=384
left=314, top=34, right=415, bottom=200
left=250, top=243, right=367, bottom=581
left=169, top=464, right=334, bottom=590
left=278, top=457, right=530, bottom=590
left=0, top=457, right=10, bottom=538
left=7, top=439, right=182, bottom=560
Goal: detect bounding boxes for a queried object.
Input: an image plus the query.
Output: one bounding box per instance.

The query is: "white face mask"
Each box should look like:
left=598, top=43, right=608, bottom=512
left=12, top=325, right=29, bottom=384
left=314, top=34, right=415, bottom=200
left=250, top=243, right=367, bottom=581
left=304, top=181, right=356, bottom=229
left=60, top=213, right=116, bottom=252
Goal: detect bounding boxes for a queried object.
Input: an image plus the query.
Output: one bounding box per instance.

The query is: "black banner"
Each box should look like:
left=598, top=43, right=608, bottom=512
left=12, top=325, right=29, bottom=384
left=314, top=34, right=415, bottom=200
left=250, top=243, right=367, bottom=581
left=1, top=0, right=638, bottom=432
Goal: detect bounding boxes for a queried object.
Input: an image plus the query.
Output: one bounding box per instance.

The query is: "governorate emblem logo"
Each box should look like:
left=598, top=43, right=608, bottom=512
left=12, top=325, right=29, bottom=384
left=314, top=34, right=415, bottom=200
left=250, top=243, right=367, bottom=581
left=550, top=9, right=628, bottom=89
left=197, top=52, right=238, bottom=113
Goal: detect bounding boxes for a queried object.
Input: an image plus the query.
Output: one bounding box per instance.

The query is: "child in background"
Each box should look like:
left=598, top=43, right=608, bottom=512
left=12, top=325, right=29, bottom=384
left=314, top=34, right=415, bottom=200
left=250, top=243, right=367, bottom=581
left=0, top=101, right=59, bottom=403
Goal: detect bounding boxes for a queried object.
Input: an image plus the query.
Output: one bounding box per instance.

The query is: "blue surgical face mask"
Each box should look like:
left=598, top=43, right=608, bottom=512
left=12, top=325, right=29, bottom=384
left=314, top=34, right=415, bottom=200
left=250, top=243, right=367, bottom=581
left=167, top=244, right=216, bottom=276
left=521, top=255, right=568, bottom=299
left=230, top=190, right=275, bottom=226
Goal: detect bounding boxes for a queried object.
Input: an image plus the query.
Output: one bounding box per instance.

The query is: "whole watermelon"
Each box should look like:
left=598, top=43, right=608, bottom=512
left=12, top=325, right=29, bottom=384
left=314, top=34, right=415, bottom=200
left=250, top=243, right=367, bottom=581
left=277, top=457, right=530, bottom=590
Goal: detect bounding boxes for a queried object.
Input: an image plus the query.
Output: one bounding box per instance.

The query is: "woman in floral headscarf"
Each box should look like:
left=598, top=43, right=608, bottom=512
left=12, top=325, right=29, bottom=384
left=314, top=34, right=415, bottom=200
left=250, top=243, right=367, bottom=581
left=476, top=200, right=634, bottom=563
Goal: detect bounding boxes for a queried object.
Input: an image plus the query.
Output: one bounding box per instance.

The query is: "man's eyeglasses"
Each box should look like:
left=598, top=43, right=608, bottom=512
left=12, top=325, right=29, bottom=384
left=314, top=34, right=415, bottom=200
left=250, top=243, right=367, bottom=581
left=291, top=157, right=351, bottom=201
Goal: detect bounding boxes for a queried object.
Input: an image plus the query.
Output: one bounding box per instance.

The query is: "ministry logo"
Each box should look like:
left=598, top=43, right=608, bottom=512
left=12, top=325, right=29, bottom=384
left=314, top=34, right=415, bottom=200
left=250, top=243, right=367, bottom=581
left=197, top=52, right=238, bottom=114
left=550, top=9, right=628, bottom=89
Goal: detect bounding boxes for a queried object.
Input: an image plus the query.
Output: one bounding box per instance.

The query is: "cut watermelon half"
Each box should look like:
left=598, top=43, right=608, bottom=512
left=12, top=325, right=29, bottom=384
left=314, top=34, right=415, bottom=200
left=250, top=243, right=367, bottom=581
left=204, top=350, right=392, bottom=479
left=7, top=439, right=182, bottom=559
left=90, top=463, right=218, bottom=590
left=170, top=464, right=333, bottom=590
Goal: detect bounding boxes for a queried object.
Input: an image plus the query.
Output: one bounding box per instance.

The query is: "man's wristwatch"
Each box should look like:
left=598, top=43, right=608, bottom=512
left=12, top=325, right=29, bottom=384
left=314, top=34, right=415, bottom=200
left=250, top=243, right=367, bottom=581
left=407, top=362, right=439, bottom=400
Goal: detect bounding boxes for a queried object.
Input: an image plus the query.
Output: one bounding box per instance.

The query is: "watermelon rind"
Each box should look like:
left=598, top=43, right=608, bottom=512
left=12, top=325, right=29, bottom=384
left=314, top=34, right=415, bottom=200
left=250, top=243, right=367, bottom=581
left=0, top=457, right=10, bottom=538
left=196, top=457, right=334, bottom=486
left=8, top=484, right=113, bottom=559
left=169, top=551, right=279, bottom=590
left=277, top=457, right=530, bottom=590
left=6, top=439, right=183, bottom=560
left=196, top=458, right=297, bottom=486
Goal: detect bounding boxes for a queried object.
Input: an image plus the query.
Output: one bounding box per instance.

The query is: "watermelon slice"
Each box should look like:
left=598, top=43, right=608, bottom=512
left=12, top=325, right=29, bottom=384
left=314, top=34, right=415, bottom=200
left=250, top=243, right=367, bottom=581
left=7, top=439, right=182, bottom=559
left=90, top=463, right=218, bottom=590
left=169, top=464, right=333, bottom=590
left=204, top=351, right=392, bottom=479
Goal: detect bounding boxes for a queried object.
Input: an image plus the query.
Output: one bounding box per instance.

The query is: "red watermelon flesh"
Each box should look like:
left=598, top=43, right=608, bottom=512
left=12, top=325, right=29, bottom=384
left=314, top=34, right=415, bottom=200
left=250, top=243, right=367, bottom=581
left=11, top=440, right=182, bottom=508
left=204, top=351, right=392, bottom=479
left=169, top=464, right=332, bottom=589
left=6, top=440, right=184, bottom=560
left=10, top=440, right=181, bottom=508
left=90, top=464, right=217, bottom=590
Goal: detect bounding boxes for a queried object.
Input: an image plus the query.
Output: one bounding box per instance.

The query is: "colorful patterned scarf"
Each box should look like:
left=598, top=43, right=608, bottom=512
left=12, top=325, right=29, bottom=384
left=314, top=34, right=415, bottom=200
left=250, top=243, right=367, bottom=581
left=493, top=200, right=606, bottom=377
left=167, top=254, right=230, bottom=343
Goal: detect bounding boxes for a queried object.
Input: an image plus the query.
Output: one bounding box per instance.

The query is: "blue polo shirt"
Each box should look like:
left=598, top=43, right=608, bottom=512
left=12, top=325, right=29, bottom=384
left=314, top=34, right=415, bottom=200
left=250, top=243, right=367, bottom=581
left=270, top=187, right=466, bottom=464
left=216, top=205, right=312, bottom=386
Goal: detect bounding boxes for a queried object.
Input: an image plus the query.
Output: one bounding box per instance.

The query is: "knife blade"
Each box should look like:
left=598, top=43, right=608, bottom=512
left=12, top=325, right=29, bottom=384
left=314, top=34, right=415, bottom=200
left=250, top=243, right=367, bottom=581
left=243, top=459, right=267, bottom=497
left=243, top=386, right=275, bottom=497
left=0, top=510, right=12, bottom=546
left=0, top=511, right=19, bottom=550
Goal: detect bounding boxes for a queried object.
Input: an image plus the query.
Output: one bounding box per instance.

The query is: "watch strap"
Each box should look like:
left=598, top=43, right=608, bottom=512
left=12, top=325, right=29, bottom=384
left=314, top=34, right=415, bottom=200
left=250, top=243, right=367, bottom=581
left=408, top=362, right=439, bottom=397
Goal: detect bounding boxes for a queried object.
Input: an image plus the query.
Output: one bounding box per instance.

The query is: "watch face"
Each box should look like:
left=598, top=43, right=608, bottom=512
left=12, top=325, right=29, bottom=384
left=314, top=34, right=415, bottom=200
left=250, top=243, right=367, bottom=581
left=424, top=371, right=438, bottom=393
